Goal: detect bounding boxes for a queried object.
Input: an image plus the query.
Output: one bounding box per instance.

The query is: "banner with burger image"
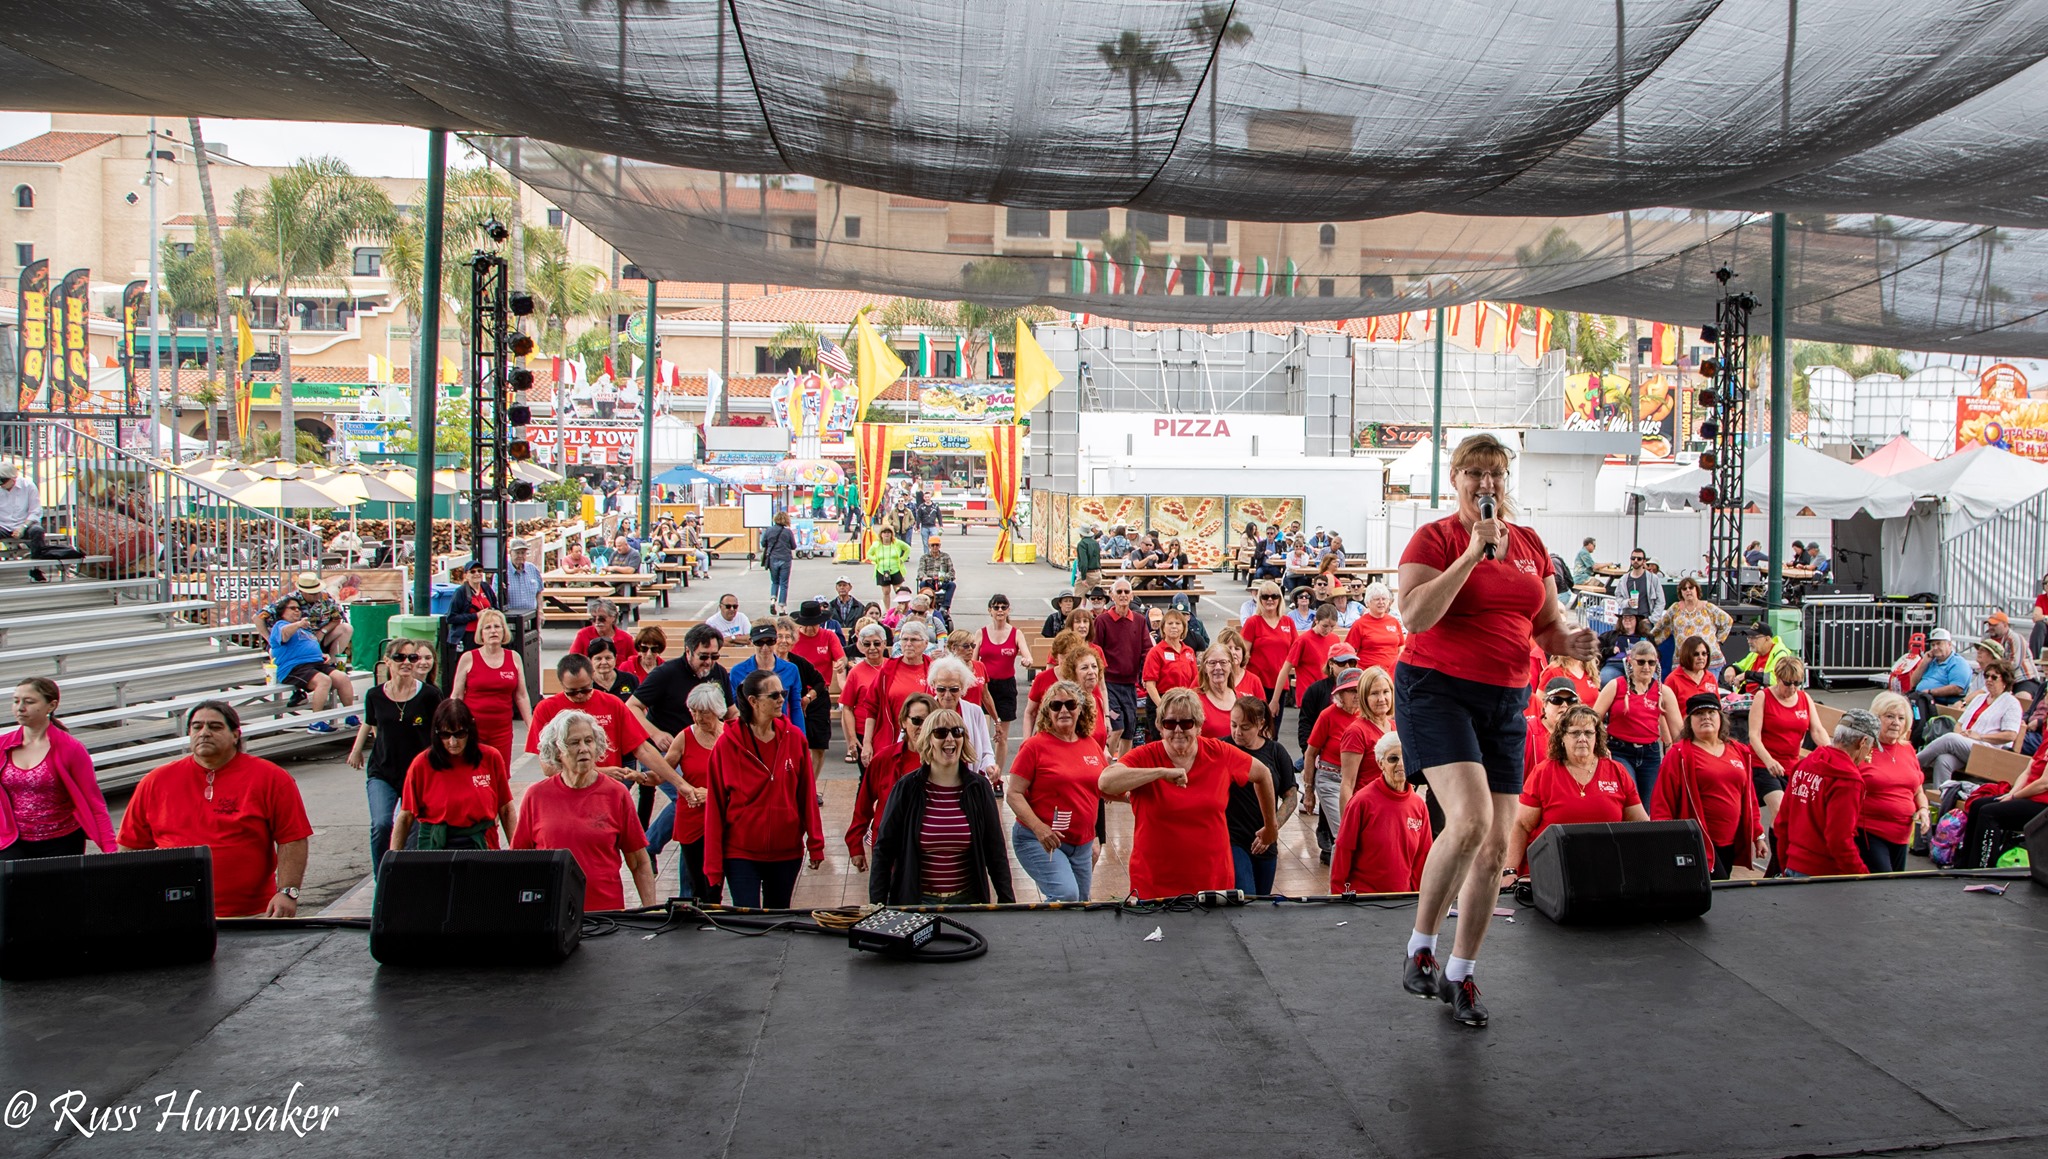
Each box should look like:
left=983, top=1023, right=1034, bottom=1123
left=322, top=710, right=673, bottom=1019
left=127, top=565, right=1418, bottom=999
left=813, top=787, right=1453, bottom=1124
left=1561, top=371, right=1678, bottom=459
left=1956, top=362, right=2048, bottom=461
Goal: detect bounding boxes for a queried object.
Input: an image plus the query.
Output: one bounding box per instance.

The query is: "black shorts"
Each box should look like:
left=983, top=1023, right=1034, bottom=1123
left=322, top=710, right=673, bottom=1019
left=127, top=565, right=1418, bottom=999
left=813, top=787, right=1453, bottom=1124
left=1394, top=661, right=1530, bottom=794
left=986, top=677, right=1019, bottom=722
left=1752, top=766, right=1786, bottom=804
left=875, top=571, right=905, bottom=587
left=282, top=660, right=337, bottom=689
left=1105, top=682, right=1140, bottom=740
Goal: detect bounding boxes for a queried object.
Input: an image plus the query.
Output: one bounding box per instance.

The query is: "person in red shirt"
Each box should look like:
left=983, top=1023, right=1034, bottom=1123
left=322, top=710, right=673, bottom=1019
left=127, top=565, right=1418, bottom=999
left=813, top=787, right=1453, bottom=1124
left=977, top=594, right=1026, bottom=766
left=1773, top=710, right=1881, bottom=877
left=1240, top=580, right=1298, bottom=732
left=1271, top=603, right=1341, bottom=718
left=858, top=619, right=934, bottom=758
left=1591, top=640, right=1683, bottom=801
left=1748, top=654, right=1829, bottom=851
left=528, top=654, right=681, bottom=791
left=1343, top=581, right=1407, bottom=677
left=705, top=668, right=825, bottom=906
left=1504, top=705, right=1648, bottom=872
left=1523, top=677, right=1579, bottom=777
left=570, top=598, right=636, bottom=658
left=1532, top=654, right=1600, bottom=717
left=1099, top=687, right=1279, bottom=898
left=1394, top=434, right=1597, bottom=1027
left=1662, top=635, right=1720, bottom=707
left=392, top=700, right=515, bottom=851
left=1336, top=665, right=1399, bottom=808
left=841, top=622, right=889, bottom=764
left=514, top=710, right=656, bottom=911
left=1304, top=666, right=1367, bottom=845
left=118, top=701, right=313, bottom=918
left=1142, top=607, right=1201, bottom=706
left=655, top=680, right=721, bottom=901
left=789, top=600, right=847, bottom=695
left=1006, top=680, right=1108, bottom=901
left=1089, top=579, right=1154, bottom=759
left=848, top=693, right=933, bottom=867
left=623, top=626, right=668, bottom=682
left=1332, top=730, right=1432, bottom=894
left=1650, top=693, right=1760, bottom=878
left=1856, top=693, right=1928, bottom=873
left=944, top=629, right=997, bottom=720
left=1194, top=645, right=1243, bottom=739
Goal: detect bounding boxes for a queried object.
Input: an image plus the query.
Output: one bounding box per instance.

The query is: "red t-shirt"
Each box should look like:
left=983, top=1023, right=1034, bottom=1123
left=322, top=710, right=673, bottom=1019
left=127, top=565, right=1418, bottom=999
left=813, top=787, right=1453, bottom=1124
left=1859, top=740, right=1923, bottom=844
left=1538, top=662, right=1601, bottom=706
left=961, top=659, right=991, bottom=713
left=1198, top=689, right=1238, bottom=739
left=1606, top=678, right=1665, bottom=744
left=512, top=773, right=647, bottom=911
left=2035, top=593, right=2048, bottom=619
left=1240, top=614, right=1297, bottom=687
left=1030, top=665, right=1062, bottom=703
left=1664, top=667, right=1718, bottom=706
left=788, top=629, right=844, bottom=694
left=860, top=658, right=932, bottom=743
left=1651, top=739, right=1757, bottom=851
left=1142, top=642, right=1200, bottom=694
left=400, top=747, right=511, bottom=842
left=1330, top=777, right=1433, bottom=894
left=843, top=660, right=886, bottom=735
left=1120, top=738, right=1252, bottom=898
left=526, top=689, right=649, bottom=760
left=977, top=626, right=1024, bottom=681
left=1338, top=716, right=1390, bottom=761
left=671, top=727, right=716, bottom=845
left=118, top=752, right=314, bottom=917
left=1086, top=684, right=1110, bottom=747
left=1280, top=629, right=1340, bottom=694
left=1399, top=515, right=1552, bottom=687
left=1757, top=689, right=1814, bottom=770
left=1344, top=613, right=1407, bottom=677
left=570, top=626, right=635, bottom=658
left=1010, top=731, right=1107, bottom=846
left=1519, top=757, right=1641, bottom=854
left=1523, top=717, right=1551, bottom=772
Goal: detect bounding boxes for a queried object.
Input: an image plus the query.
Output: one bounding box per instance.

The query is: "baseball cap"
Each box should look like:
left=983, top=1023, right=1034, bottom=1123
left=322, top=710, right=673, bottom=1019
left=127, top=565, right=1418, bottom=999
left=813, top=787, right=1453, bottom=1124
left=0, top=464, right=17, bottom=481
left=1928, top=627, right=1953, bottom=642
left=1747, top=621, right=1775, bottom=638
left=1683, top=692, right=1721, bottom=715
left=1334, top=668, right=1365, bottom=692
left=835, top=575, right=852, bottom=586
left=1328, top=644, right=1359, bottom=663
left=1986, top=610, right=2010, bottom=627
left=1543, top=677, right=1581, bottom=701
left=748, top=624, right=778, bottom=645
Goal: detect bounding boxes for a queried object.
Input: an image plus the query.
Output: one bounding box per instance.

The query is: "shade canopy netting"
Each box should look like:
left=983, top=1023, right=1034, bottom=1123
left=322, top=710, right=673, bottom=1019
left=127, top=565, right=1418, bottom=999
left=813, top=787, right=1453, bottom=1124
left=1628, top=441, right=1917, bottom=520
left=16, top=2, right=2048, bottom=350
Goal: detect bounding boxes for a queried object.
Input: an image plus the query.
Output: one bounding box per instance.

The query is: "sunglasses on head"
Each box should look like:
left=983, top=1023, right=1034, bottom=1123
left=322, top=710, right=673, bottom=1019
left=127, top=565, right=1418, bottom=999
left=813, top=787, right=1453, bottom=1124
left=926, top=726, right=967, bottom=740
left=1156, top=717, right=1200, bottom=732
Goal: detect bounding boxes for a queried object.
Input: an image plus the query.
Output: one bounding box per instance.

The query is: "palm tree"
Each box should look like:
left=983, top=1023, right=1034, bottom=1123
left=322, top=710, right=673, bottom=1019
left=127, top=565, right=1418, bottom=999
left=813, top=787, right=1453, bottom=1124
left=160, top=238, right=218, bottom=457
left=766, top=322, right=822, bottom=372
left=1098, top=31, right=1181, bottom=172
left=523, top=224, right=625, bottom=353
left=1185, top=5, right=1252, bottom=185
left=235, top=157, right=396, bottom=460
left=187, top=118, right=239, bottom=441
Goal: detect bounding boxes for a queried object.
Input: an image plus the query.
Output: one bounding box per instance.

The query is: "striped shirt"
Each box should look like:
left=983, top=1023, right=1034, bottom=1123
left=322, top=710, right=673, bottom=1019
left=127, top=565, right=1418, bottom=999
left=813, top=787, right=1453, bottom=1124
left=917, top=781, right=973, bottom=894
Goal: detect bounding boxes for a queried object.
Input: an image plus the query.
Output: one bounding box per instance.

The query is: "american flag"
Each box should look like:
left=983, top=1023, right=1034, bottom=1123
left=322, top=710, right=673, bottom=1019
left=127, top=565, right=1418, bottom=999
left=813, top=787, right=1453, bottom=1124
left=817, top=335, right=854, bottom=376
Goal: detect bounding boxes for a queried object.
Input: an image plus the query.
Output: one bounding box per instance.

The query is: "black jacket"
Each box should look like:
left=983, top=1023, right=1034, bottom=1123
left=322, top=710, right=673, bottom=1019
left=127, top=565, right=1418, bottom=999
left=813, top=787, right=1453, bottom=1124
left=789, top=653, right=832, bottom=748
left=1297, top=674, right=1336, bottom=750
left=444, top=581, right=501, bottom=646
left=868, top=768, right=1015, bottom=904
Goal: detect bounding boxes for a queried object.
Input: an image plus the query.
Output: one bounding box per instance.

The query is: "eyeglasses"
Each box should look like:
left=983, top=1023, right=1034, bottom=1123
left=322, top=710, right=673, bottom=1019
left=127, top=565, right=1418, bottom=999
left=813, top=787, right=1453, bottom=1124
left=988, top=603, right=1009, bottom=610
left=637, top=644, right=662, bottom=653
left=1563, top=728, right=1599, bottom=738
left=1157, top=717, right=1200, bottom=732
left=1046, top=699, right=1079, bottom=712
left=1259, top=594, right=1279, bottom=602
left=931, top=685, right=963, bottom=694
left=755, top=689, right=787, bottom=701
left=562, top=685, right=595, bottom=698
left=927, top=726, right=967, bottom=740
left=1545, top=695, right=1579, bottom=705
left=1632, top=659, right=1658, bottom=667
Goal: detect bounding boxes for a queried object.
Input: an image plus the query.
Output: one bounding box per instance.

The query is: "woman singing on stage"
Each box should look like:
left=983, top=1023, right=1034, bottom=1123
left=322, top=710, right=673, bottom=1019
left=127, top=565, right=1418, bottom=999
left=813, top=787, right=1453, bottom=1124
left=1394, top=434, right=1596, bottom=1028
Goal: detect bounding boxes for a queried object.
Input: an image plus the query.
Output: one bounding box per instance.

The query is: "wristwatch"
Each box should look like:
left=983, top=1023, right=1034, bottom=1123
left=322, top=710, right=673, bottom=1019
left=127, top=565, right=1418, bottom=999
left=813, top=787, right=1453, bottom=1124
left=279, top=886, right=301, bottom=901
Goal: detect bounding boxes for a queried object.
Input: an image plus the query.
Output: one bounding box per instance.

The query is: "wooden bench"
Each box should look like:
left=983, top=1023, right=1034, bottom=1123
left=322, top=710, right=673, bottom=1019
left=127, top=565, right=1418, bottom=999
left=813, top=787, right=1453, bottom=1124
left=1963, top=743, right=2032, bottom=784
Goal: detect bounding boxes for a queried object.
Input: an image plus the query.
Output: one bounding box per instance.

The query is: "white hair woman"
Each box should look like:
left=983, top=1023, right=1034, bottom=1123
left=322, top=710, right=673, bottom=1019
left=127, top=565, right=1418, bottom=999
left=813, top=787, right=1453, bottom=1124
left=644, top=681, right=722, bottom=900
left=1331, top=731, right=1432, bottom=894
left=858, top=618, right=934, bottom=759
left=1857, top=691, right=1929, bottom=873
left=926, top=656, right=999, bottom=784
left=513, top=709, right=657, bottom=911
left=1344, top=580, right=1406, bottom=677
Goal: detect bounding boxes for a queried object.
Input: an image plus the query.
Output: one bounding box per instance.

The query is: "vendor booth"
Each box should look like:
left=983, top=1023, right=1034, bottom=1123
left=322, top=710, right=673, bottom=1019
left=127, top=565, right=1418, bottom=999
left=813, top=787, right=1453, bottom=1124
left=855, top=422, right=1025, bottom=561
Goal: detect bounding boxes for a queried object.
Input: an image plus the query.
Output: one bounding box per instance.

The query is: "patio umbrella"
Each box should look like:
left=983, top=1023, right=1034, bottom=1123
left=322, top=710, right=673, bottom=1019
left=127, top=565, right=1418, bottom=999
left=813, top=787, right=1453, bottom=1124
left=316, top=464, right=417, bottom=549
left=176, top=454, right=247, bottom=483
left=219, top=473, right=361, bottom=511
left=651, top=464, right=720, bottom=487
left=510, top=460, right=564, bottom=485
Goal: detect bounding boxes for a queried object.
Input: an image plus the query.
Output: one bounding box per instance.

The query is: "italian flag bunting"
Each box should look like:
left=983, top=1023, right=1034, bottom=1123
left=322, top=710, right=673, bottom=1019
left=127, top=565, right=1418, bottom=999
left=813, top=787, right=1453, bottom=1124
left=1282, top=258, right=1298, bottom=297
left=1229, top=258, right=1245, bottom=297
left=1193, top=257, right=1208, bottom=296
left=916, top=333, right=931, bottom=377
left=1131, top=258, right=1148, bottom=296
left=1071, top=244, right=1087, bottom=294
left=1162, top=254, right=1180, bottom=295
left=988, top=341, right=1001, bottom=378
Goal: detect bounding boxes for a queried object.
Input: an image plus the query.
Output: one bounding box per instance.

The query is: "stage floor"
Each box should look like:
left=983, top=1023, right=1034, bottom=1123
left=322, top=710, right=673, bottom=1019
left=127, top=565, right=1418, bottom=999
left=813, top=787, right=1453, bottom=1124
left=4, top=875, right=2045, bottom=1158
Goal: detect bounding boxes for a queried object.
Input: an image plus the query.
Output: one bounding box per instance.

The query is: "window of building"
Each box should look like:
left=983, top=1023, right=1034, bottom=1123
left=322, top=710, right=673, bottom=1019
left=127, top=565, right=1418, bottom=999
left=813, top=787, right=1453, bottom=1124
left=352, top=247, right=382, bottom=276
left=1318, top=278, right=1336, bottom=297
left=843, top=215, right=862, bottom=239
left=755, top=346, right=805, bottom=374
left=1127, top=211, right=1169, bottom=242
left=247, top=297, right=280, bottom=329
left=1318, top=223, right=1337, bottom=247
left=1360, top=274, right=1394, bottom=298
left=1066, top=209, right=1110, bottom=240
left=173, top=242, right=195, bottom=258
left=15, top=243, right=33, bottom=267
left=12, top=185, right=30, bottom=209
left=546, top=207, right=565, bottom=228
left=1184, top=218, right=1228, bottom=244
left=788, top=219, right=817, bottom=249
left=621, top=264, right=645, bottom=281
left=1006, top=208, right=1051, bottom=238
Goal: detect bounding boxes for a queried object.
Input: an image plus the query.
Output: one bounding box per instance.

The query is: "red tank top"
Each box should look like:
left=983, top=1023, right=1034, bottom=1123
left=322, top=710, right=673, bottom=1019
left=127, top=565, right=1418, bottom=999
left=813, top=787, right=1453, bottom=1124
left=1758, top=689, right=1812, bottom=769
left=976, top=625, right=1021, bottom=681
left=1607, top=678, right=1664, bottom=744
left=464, top=648, right=520, bottom=730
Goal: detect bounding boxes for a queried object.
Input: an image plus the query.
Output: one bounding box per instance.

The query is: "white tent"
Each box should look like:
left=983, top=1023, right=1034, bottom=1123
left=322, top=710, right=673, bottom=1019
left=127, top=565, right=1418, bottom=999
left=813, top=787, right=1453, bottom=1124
left=1628, top=442, right=1916, bottom=520
left=1876, top=447, right=2048, bottom=597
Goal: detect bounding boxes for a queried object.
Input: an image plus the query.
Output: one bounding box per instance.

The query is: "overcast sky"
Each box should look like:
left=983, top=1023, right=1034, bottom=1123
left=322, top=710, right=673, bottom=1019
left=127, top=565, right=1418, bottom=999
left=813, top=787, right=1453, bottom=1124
left=0, top=112, right=478, bottom=176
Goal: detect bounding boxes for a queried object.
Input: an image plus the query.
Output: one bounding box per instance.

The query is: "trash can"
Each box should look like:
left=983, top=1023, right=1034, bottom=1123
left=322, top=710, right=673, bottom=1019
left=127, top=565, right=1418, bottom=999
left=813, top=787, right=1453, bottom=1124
left=428, top=582, right=462, bottom=615
left=349, top=600, right=401, bottom=673
left=390, top=613, right=444, bottom=685
left=505, top=609, right=542, bottom=702
left=1767, top=606, right=1803, bottom=655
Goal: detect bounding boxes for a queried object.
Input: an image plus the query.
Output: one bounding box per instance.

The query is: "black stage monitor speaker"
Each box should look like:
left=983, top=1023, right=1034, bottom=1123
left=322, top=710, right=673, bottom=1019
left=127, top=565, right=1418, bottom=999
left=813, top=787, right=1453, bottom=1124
left=371, top=849, right=585, bottom=966
left=2025, top=808, right=2048, bottom=889
left=0, top=847, right=216, bottom=980
left=1527, top=820, right=1712, bottom=924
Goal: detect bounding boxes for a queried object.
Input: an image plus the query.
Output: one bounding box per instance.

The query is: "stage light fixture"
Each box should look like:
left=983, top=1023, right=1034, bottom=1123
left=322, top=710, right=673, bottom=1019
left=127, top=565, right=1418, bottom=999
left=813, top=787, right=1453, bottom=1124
left=1714, top=266, right=1735, bottom=285
left=510, top=481, right=535, bottom=501
left=1700, top=325, right=1719, bottom=342
left=1699, top=451, right=1718, bottom=471
left=509, top=368, right=534, bottom=391
left=1698, top=389, right=1719, bottom=408
left=1699, top=419, right=1719, bottom=440
left=510, top=291, right=535, bottom=317
left=508, top=404, right=532, bottom=426
left=485, top=219, right=509, bottom=243
left=508, top=438, right=532, bottom=461
left=1699, top=358, right=1720, bottom=378
left=1698, top=485, right=1718, bottom=505
left=509, top=333, right=535, bottom=357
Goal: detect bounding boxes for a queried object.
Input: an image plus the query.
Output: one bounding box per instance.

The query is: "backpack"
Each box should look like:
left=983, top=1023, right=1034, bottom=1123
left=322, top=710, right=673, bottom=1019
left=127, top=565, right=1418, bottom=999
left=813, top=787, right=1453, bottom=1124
left=1928, top=782, right=1986, bottom=867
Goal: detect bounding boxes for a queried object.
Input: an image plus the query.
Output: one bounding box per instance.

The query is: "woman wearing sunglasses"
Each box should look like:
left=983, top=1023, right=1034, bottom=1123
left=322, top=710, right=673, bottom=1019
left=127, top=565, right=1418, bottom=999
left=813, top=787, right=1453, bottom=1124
left=1591, top=640, right=1683, bottom=802
left=1099, top=687, right=1280, bottom=899
left=868, top=707, right=1014, bottom=905
left=349, top=639, right=444, bottom=874
left=704, top=670, right=824, bottom=907
left=848, top=693, right=934, bottom=871
left=1007, top=679, right=1107, bottom=901
left=391, top=700, right=516, bottom=853
left=622, top=626, right=668, bottom=681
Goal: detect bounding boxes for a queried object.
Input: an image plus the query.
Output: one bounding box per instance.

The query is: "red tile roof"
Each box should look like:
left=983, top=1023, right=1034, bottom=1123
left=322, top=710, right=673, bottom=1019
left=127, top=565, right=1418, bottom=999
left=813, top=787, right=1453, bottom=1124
left=664, top=288, right=908, bottom=325
left=672, top=188, right=819, bottom=215
left=617, top=280, right=795, bottom=301
left=0, top=131, right=118, bottom=163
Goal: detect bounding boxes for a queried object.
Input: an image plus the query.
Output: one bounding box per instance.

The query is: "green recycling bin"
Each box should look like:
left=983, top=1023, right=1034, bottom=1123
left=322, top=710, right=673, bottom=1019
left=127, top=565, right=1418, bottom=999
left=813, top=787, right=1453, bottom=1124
left=349, top=601, right=400, bottom=673
left=1766, top=606, right=1803, bottom=655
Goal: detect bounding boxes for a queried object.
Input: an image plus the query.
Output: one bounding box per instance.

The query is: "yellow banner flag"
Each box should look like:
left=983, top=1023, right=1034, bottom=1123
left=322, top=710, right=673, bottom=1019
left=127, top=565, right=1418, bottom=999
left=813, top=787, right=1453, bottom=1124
left=236, top=312, right=255, bottom=366
left=439, top=355, right=458, bottom=384
left=1011, top=318, right=1063, bottom=419
left=852, top=309, right=905, bottom=420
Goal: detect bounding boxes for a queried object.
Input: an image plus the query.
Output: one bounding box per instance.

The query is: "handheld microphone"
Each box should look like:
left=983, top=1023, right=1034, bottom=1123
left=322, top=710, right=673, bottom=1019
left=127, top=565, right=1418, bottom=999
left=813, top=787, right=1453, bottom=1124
left=1478, top=494, right=1497, bottom=560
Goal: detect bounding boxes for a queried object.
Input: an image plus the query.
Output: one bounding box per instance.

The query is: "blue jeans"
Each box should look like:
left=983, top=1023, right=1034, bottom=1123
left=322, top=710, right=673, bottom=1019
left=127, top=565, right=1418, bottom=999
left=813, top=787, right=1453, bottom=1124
left=1011, top=823, right=1093, bottom=901
left=766, top=560, right=791, bottom=607
left=724, top=858, right=800, bottom=908
left=1231, top=845, right=1277, bottom=895
left=647, top=782, right=678, bottom=856
left=1599, top=661, right=1627, bottom=686
left=1609, top=739, right=1663, bottom=803
left=366, top=777, right=401, bottom=879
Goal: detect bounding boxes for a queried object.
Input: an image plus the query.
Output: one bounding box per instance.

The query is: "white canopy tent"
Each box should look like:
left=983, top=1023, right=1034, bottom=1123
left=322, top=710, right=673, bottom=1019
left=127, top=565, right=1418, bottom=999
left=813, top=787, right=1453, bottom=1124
left=1627, top=442, right=1916, bottom=521
left=1876, top=447, right=2048, bottom=597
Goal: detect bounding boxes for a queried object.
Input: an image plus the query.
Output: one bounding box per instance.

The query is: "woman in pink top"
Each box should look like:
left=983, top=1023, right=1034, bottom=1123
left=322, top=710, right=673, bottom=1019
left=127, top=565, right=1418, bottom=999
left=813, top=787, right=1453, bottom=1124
left=0, top=678, right=116, bottom=858
left=452, top=608, right=531, bottom=766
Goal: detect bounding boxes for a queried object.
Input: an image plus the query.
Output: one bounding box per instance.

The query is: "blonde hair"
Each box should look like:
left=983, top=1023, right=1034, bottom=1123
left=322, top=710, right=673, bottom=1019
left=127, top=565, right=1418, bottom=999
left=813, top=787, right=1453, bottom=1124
left=475, top=608, right=508, bottom=642
left=1773, top=654, right=1806, bottom=686
left=1199, top=643, right=1238, bottom=693
left=1152, top=686, right=1202, bottom=724
left=914, top=708, right=967, bottom=765
left=1451, top=433, right=1516, bottom=518
left=1358, top=665, right=1395, bottom=725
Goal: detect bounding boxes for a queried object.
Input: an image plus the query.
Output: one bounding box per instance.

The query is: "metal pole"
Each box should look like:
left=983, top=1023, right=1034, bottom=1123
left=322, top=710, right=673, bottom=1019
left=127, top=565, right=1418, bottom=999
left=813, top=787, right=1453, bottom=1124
left=638, top=279, right=656, bottom=537
left=411, top=129, right=447, bottom=613
left=147, top=118, right=162, bottom=458
left=1768, top=212, right=1789, bottom=608
left=1430, top=306, right=1445, bottom=509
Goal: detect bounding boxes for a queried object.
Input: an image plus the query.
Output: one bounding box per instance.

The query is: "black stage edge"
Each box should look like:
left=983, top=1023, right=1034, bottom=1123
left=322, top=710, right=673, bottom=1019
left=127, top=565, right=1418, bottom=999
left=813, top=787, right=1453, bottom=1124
left=5, top=876, right=2047, bottom=1158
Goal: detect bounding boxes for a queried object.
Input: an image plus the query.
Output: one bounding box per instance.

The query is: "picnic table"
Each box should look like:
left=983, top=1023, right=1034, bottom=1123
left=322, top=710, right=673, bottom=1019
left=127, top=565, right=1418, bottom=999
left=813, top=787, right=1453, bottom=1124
left=1099, top=566, right=1215, bottom=601
left=541, top=571, right=657, bottom=624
